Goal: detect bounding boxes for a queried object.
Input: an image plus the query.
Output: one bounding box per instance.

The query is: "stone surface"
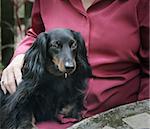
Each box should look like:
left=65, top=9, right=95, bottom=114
left=67, top=99, right=150, bottom=129
left=102, top=126, right=115, bottom=129
left=123, top=113, right=150, bottom=129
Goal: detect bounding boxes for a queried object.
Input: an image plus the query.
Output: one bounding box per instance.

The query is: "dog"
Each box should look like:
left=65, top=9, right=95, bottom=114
left=0, top=28, right=92, bottom=129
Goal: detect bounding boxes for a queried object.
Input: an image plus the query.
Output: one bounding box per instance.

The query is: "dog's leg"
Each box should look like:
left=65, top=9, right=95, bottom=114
left=60, top=103, right=82, bottom=120
left=68, top=104, right=82, bottom=120
left=66, top=95, right=85, bottom=120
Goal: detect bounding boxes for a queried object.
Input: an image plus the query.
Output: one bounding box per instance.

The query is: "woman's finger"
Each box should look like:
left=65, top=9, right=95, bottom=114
left=7, top=69, right=16, bottom=94
left=1, top=81, right=7, bottom=94
left=13, top=68, right=22, bottom=86
left=0, top=54, right=25, bottom=94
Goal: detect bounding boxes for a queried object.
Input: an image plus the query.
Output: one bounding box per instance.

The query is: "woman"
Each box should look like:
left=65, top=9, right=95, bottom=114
left=1, top=0, right=149, bottom=128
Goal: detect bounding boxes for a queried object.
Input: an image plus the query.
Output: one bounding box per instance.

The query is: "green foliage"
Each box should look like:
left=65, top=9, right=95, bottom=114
left=0, top=62, right=4, bottom=70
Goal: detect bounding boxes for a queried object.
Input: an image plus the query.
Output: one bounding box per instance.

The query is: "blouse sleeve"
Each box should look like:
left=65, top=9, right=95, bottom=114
left=13, top=0, right=45, bottom=58
left=137, top=0, right=149, bottom=100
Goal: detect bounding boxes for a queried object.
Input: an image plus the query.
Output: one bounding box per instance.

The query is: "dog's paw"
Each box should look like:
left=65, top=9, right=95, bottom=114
left=59, top=104, right=74, bottom=116
left=60, top=104, right=82, bottom=120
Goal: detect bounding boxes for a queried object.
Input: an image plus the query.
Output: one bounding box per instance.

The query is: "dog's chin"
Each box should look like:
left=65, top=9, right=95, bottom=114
left=47, top=65, right=75, bottom=78
left=54, top=69, right=75, bottom=78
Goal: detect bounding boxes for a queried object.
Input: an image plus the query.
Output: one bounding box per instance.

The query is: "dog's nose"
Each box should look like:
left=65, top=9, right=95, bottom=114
left=64, top=61, right=74, bottom=71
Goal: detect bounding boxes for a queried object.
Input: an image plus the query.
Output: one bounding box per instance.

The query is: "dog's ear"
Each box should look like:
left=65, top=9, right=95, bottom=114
left=71, top=31, right=92, bottom=77
left=23, top=32, right=48, bottom=80
left=72, top=32, right=87, bottom=60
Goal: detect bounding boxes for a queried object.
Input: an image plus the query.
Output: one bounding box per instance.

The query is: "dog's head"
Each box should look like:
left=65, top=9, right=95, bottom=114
left=46, top=29, right=78, bottom=76
left=23, top=28, right=91, bottom=79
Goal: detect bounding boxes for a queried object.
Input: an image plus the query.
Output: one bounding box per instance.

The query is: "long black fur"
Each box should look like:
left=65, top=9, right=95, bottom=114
left=0, top=28, right=92, bottom=129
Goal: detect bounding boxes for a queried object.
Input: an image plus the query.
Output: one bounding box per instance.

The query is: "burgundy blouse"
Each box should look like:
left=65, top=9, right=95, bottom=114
left=13, top=0, right=149, bottom=128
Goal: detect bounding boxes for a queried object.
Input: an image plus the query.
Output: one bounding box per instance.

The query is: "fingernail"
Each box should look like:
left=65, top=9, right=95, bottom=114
left=17, top=79, right=22, bottom=85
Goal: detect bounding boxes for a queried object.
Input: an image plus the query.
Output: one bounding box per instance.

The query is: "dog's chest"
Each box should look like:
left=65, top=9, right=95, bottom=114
left=33, top=78, right=78, bottom=122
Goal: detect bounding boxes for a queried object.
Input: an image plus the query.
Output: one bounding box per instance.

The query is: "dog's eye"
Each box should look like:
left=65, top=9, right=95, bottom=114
left=51, top=41, right=62, bottom=49
left=70, top=41, right=77, bottom=50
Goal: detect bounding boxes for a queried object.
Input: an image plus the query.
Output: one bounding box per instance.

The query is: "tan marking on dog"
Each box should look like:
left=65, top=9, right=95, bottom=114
left=60, top=104, right=74, bottom=116
left=52, top=56, right=66, bottom=72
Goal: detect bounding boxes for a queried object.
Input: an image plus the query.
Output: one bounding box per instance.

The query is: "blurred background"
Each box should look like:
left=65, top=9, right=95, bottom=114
left=0, top=0, right=34, bottom=75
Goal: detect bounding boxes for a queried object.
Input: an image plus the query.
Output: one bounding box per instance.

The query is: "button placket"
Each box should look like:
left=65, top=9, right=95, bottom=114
left=85, top=14, right=91, bottom=58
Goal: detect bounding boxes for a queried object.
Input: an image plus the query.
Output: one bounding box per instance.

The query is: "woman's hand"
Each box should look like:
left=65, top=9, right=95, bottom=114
left=0, top=54, right=25, bottom=94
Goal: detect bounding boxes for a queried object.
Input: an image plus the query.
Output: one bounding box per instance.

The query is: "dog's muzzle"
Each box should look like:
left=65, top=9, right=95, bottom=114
left=64, top=60, right=75, bottom=78
left=64, top=61, right=74, bottom=71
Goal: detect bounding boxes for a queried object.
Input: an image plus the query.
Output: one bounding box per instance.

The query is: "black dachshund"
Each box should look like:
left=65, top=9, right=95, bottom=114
left=0, top=28, right=92, bottom=129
